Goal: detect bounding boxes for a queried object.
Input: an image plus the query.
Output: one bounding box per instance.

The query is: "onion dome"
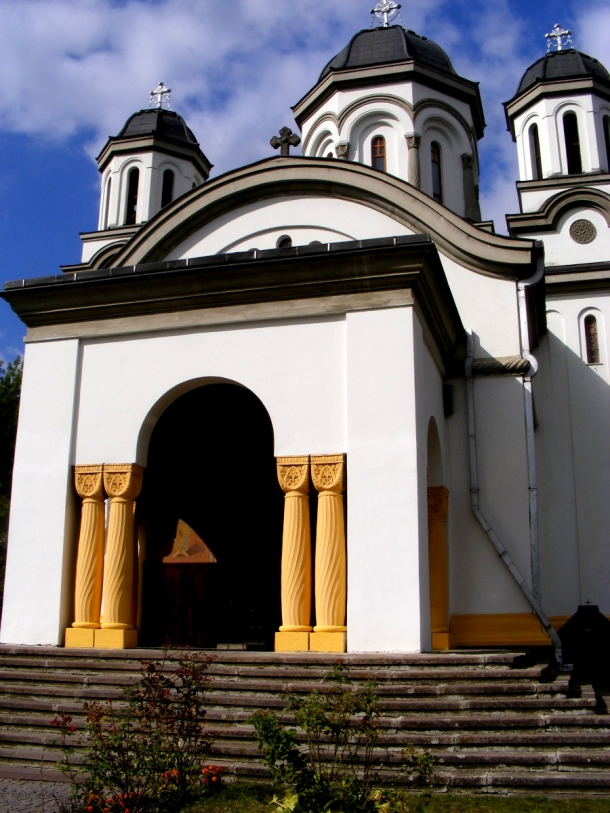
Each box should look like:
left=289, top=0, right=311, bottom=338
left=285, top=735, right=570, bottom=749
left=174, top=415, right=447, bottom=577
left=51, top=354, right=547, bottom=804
left=319, top=25, right=456, bottom=80
left=116, top=108, right=200, bottom=147
left=514, top=49, right=610, bottom=98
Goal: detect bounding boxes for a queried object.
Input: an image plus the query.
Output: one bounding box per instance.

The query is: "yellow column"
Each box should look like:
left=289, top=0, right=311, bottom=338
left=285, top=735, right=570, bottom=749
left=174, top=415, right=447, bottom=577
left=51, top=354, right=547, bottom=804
left=275, top=457, right=312, bottom=652
left=65, top=466, right=106, bottom=649
left=95, top=464, right=144, bottom=649
left=310, top=455, right=347, bottom=653
left=428, top=486, right=450, bottom=651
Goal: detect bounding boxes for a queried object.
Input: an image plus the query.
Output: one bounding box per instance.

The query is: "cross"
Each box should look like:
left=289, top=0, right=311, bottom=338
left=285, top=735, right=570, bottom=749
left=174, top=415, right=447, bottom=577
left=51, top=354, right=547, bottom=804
left=545, top=23, right=573, bottom=52
left=270, top=127, right=301, bottom=156
left=149, top=82, right=172, bottom=110
left=371, top=1, right=402, bottom=28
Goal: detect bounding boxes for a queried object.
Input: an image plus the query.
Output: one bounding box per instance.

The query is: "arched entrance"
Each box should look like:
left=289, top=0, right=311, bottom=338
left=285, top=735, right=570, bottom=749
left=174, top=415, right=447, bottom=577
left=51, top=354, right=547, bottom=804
left=139, top=383, right=283, bottom=649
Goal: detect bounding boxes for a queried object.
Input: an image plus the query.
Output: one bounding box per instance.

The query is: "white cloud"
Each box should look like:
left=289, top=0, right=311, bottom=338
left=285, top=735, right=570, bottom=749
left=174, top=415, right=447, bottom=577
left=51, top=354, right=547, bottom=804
left=0, top=0, right=608, bottom=234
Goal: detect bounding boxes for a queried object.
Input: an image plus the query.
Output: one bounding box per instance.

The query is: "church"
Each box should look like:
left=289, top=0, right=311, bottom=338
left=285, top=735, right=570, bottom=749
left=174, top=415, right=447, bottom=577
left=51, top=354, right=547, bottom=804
left=2, top=4, right=609, bottom=662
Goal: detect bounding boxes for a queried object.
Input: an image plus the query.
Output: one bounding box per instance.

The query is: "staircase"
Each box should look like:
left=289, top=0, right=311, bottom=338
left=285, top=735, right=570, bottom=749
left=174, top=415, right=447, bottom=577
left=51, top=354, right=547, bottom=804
left=0, top=645, right=609, bottom=795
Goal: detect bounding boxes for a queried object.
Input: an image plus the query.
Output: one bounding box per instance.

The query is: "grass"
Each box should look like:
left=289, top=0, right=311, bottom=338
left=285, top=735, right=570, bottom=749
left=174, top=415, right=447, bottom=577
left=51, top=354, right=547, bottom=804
left=185, top=783, right=610, bottom=813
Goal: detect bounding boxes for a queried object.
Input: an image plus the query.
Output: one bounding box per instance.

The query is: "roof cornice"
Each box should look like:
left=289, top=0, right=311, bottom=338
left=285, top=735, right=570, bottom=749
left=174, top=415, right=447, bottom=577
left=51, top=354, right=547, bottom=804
left=507, top=186, right=610, bottom=235
left=97, top=135, right=213, bottom=175
left=292, top=62, right=485, bottom=139
left=105, top=156, right=535, bottom=279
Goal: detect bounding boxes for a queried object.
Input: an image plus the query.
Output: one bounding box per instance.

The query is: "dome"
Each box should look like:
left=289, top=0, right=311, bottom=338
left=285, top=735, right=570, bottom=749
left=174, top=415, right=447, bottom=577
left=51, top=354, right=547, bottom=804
left=116, top=108, right=200, bottom=146
left=319, top=25, right=456, bottom=80
left=514, top=49, right=610, bottom=97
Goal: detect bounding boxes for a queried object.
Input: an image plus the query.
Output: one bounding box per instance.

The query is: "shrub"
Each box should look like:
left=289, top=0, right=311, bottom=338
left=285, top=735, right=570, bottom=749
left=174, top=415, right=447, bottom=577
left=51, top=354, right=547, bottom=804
left=251, top=662, right=433, bottom=813
left=53, top=651, right=215, bottom=813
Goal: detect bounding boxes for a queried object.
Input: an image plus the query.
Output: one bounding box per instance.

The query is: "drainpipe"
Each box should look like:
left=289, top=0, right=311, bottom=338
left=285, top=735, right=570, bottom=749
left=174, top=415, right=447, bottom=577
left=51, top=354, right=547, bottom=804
left=466, top=323, right=567, bottom=670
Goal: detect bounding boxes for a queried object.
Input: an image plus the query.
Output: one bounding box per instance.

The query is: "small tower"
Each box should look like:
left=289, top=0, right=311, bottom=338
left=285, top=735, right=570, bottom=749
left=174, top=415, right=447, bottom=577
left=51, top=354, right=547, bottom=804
left=96, top=84, right=212, bottom=231
left=505, top=24, right=610, bottom=209
left=292, top=2, right=484, bottom=220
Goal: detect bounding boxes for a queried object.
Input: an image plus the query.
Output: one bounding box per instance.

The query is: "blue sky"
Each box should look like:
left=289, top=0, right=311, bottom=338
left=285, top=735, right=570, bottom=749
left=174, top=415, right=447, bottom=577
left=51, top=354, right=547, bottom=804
left=1, top=0, right=609, bottom=361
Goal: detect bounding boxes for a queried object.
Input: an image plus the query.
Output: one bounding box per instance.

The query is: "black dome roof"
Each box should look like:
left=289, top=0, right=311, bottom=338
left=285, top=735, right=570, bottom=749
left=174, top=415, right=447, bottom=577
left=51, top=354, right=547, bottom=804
left=117, top=108, right=199, bottom=146
left=515, top=49, right=610, bottom=97
left=319, top=25, right=456, bottom=80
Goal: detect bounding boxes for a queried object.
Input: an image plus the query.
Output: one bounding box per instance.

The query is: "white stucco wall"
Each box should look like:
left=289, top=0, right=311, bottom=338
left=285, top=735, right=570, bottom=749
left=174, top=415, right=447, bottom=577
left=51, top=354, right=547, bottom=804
left=527, top=207, right=610, bottom=267
left=1, top=340, right=81, bottom=645
left=535, top=294, right=610, bottom=614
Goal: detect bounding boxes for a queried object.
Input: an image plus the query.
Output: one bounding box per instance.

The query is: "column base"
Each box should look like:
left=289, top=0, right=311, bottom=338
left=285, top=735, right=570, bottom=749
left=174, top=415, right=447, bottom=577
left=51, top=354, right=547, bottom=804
left=94, top=628, right=138, bottom=649
left=309, top=632, right=347, bottom=653
left=65, top=628, right=96, bottom=648
left=431, top=631, right=451, bottom=651
left=275, top=631, right=310, bottom=652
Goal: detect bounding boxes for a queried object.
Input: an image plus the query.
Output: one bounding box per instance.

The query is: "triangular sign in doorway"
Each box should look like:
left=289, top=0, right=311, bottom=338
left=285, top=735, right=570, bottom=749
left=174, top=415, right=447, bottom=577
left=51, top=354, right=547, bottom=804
left=162, top=519, right=217, bottom=564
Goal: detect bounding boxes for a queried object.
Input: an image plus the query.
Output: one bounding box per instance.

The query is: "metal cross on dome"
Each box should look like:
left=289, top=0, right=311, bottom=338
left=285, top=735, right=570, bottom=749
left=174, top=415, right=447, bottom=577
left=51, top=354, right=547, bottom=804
left=545, top=23, right=574, bottom=53
left=149, top=82, right=172, bottom=110
left=370, top=1, right=402, bottom=28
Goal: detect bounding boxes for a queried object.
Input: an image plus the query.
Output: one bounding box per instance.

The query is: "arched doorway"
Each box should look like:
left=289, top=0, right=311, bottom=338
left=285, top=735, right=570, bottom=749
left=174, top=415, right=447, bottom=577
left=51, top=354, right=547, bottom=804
left=427, top=418, right=450, bottom=651
left=138, top=384, right=283, bottom=649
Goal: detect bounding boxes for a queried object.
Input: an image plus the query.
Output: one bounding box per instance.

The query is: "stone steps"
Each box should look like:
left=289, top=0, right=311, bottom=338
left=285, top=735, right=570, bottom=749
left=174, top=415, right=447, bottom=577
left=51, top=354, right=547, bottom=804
left=0, top=645, right=608, bottom=794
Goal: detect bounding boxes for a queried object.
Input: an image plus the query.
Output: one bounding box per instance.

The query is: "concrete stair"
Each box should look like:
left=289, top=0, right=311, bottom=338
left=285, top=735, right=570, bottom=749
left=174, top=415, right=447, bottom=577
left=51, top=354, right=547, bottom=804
left=0, top=645, right=609, bottom=794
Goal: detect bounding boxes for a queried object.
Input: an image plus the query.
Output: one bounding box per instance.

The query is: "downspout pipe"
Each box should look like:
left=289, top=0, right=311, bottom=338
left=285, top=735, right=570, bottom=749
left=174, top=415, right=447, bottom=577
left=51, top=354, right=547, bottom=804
left=466, top=327, right=567, bottom=670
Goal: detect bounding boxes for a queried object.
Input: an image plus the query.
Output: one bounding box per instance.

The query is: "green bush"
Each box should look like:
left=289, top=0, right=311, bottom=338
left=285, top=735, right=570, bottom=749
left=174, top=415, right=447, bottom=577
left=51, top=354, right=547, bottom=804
left=251, top=662, right=433, bottom=813
left=53, top=652, right=219, bottom=812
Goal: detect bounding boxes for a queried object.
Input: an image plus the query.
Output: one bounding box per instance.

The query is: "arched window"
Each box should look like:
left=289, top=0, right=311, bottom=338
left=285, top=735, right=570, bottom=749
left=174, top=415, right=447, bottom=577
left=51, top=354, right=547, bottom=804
left=161, top=169, right=175, bottom=208
left=431, top=141, right=443, bottom=204
left=603, top=116, right=610, bottom=172
left=372, top=136, right=386, bottom=171
left=529, top=124, right=542, bottom=180
left=584, top=315, right=600, bottom=364
left=277, top=235, right=292, bottom=249
left=563, top=112, right=582, bottom=175
left=103, top=177, right=112, bottom=229
left=125, top=167, right=139, bottom=225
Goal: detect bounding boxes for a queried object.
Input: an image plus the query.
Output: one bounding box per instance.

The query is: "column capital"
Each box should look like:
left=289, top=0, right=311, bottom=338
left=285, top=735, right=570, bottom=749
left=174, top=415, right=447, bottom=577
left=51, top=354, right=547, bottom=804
left=75, top=465, right=105, bottom=501
left=103, top=464, right=144, bottom=501
left=311, top=454, right=345, bottom=495
left=461, top=152, right=473, bottom=169
left=405, top=133, right=422, bottom=149
left=335, top=141, right=350, bottom=160
left=428, top=486, right=449, bottom=520
left=277, top=456, right=310, bottom=495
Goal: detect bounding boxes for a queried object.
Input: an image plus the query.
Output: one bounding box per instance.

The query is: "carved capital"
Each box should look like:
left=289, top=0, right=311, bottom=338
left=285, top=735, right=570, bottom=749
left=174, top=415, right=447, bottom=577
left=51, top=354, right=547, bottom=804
left=277, top=456, right=310, bottom=495
left=335, top=141, right=350, bottom=160
left=461, top=153, right=473, bottom=170
left=311, top=455, right=345, bottom=494
left=428, top=486, right=449, bottom=520
left=103, top=464, right=144, bottom=501
left=75, top=465, right=104, bottom=501
left=406, top=134, right=421, bottom=150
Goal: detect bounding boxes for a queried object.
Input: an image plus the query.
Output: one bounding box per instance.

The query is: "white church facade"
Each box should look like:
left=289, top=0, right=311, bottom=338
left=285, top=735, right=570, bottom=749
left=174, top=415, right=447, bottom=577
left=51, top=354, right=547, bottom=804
left=1, top=12, right=609, bottom=660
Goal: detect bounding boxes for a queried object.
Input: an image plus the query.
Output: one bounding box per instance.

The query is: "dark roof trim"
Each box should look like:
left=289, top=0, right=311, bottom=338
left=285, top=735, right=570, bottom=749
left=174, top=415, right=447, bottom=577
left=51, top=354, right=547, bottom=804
left=97, top=136, right=213, bottom=175
left=545, top=263, right=610, bottom=294
left=507, top=187, right=610, bottom=235
left=1, top=236, right=466, bottom=375
left=292, top=62, right=485, bottom=139
left=108, top=156, right=535, bottom=279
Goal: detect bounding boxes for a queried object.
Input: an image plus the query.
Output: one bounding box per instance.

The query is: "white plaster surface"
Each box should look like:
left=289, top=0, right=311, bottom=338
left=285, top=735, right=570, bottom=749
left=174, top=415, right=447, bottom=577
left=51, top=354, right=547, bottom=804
left=527, top=207, right=610, bottom=267
left=1, top=340, right=81, bottom=645
left=345, top=307, right=423, bottom=652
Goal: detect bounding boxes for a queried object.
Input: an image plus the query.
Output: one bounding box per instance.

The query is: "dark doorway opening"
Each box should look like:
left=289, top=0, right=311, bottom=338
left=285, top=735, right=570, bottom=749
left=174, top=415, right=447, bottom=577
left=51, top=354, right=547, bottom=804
left=139, top=384, right=283, bottom=649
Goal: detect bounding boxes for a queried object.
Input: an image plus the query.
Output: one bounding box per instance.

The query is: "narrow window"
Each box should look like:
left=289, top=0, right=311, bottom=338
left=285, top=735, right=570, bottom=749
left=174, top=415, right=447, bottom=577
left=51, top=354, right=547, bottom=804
left=372, top=136, right=386, bottom=171
left=431, top=141, right=443, bottom=204
left=529, top=124, right=543, bottom=180
left=103, top=177, right=112, bottom=229
left=584, top=315, right=600, bottom=364
left=604, top=116, right=610, bottom=172
left=125, top=167, right=139, bottom=225
left=563, top=112, right=583, bottom=175
left=161, top=169, right=175, bottom=208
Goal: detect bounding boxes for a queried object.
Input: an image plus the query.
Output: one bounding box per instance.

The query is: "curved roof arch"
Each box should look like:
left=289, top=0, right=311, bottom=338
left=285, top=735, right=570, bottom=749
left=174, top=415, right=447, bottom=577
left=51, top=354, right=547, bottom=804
left=111, top=156, right=536, bottom=278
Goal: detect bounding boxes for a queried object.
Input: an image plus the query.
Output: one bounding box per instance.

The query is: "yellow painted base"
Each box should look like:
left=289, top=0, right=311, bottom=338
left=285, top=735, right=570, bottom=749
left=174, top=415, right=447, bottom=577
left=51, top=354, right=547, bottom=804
left=275, top=632, right=310, bottom=652
left=309, top=632, right=347, bottom=653
left=65, top=628, right=96, bottom=648
left=431, top=631, right=451, bottom=651
left=449, top=614, right=574, bottom=648
left=94, top=628, right=138, bottom=649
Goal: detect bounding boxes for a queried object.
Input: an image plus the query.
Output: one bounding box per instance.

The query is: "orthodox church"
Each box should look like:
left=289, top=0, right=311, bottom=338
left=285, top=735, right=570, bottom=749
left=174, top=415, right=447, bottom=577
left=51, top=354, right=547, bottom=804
left=2, top=5, right=609, bottom=661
